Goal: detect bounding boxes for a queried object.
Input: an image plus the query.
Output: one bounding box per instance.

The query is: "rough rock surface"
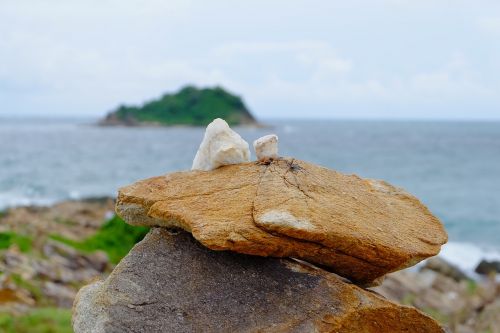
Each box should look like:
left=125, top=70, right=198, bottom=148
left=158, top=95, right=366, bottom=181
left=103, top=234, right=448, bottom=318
left=423, top=256, right=468, bottom=281
left=1, top=197, right=115, bottom=240
left=191, top=118, right=250, bottom=171
left=253, top=134, right=278, bottom=160
left=0, top=199, right=114, bottom=315
left=117, top=158, right=447, bottom=284
left=72, top=228, right=444, bottom=333
left=373, top=267, right=500, bottom=333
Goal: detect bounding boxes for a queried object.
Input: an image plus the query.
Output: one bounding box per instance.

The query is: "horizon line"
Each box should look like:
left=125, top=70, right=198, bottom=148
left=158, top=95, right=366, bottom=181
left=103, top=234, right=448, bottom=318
left=1, top=114, right=500, bottom=123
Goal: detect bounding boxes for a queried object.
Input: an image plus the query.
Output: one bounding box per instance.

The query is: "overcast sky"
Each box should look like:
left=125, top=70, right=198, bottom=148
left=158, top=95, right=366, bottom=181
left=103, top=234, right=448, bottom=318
left=1, top=0, right=500, bottom=119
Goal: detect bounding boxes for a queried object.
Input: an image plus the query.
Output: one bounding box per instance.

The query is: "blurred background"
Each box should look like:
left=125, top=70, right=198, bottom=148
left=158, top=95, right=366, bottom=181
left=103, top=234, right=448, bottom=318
left=1, top=1, right=499, bottom=332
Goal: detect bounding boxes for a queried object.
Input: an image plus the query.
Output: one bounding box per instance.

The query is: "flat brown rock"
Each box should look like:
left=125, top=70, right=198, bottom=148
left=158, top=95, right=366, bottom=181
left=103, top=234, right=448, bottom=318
left=116, top=158, right=447, bottom=284
left=72, top=228, right=444, bottom=333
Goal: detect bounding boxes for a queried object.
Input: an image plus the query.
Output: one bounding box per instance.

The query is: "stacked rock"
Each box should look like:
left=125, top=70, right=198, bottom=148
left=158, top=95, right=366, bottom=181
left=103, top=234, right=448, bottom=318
left=73, top=119, right=448, bottom=333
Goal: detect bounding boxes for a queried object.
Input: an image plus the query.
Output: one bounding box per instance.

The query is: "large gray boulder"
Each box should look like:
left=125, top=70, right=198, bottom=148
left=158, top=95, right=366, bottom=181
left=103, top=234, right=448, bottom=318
left=72, top=228, right=444, bottom=333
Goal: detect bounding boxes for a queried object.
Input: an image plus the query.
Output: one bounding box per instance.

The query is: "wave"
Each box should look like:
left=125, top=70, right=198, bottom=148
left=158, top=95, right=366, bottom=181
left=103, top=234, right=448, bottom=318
left=0, top=191, right=85, bottom=210
left=437, top=241, right=500, bottom=278
left=0, top=193, right=60, bottom=210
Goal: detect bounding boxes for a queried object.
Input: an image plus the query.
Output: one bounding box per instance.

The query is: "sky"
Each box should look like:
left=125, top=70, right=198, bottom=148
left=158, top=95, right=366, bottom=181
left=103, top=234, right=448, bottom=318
left=1, top=0, right=500, bottom=120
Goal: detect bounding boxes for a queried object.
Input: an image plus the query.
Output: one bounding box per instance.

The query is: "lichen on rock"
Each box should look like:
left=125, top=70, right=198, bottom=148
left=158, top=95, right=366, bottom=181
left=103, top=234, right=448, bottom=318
left=258, top=210, right=316, bottom=232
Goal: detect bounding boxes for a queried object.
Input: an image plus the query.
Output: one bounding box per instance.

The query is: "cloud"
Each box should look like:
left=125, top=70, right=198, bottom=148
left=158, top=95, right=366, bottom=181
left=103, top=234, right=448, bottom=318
left=0, top=36, right=495, bottom=118
left=223, top=51, right=495, bottom=119
left=213, top=41, right=352, bottom=76
left=478, top=17, right=500, bottom=34
left=408, top=53, right=493, bottom=100
left=1, top=0, right=500, bottom=119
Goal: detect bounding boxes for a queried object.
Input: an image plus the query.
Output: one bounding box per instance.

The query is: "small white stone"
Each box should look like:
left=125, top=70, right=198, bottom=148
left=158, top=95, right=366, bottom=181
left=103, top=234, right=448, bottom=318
left=253, top=134, right=278, bottom=161
left=192, top=118, right=250, bottom=171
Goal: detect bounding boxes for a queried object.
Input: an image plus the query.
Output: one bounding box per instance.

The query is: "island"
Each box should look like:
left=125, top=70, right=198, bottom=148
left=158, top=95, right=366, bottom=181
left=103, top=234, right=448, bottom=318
left=99, top=86, right=258, bottom=127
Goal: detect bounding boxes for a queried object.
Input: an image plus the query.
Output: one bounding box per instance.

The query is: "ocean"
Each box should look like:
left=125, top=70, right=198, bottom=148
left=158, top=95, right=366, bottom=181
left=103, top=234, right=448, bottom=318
left=1, top=118, right=499, bottom=272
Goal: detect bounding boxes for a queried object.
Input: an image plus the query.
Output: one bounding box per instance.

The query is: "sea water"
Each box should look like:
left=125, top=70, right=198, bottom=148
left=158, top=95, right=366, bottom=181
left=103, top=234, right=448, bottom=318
left=1, top=118, right=499, bottom=271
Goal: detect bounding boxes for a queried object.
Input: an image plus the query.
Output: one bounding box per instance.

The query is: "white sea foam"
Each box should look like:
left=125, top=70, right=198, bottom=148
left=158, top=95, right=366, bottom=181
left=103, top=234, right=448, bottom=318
left=0, top=193, right=58, bottom=210
left=438, top=241, right=500, bottom=277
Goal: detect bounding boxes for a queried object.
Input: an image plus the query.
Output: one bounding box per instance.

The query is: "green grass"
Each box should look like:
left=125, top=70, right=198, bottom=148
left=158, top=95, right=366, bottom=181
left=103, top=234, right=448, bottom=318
left=422, top=307, right=450, bottom=324
left=0, top=232, right=33, bottom=252
left=11, top=274, right=44, bottom=303
left=51, top=215, right=149, bottom=264
left=0, top=307, right=72, bottom=333
left=53, top=217, right=77, bottom=226
left=401, top=292, right=416, bottom=305
left=466, top=279, right=478, bottom=295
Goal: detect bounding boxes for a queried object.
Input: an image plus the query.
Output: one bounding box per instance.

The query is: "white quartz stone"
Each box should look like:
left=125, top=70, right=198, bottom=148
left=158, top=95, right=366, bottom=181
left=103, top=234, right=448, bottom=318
left=192, top=118, right=250, bottom=171
left=253, top=134, right=278, bottom=160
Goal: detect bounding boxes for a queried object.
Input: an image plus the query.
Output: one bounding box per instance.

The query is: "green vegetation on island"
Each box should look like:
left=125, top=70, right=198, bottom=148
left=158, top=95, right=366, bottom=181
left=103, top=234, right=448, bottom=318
left=101, top=86, right=257, bottom=127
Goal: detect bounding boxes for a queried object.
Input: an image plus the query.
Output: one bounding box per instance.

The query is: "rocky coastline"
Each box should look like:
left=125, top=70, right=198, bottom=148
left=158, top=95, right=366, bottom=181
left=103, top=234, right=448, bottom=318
left=0, top=198, right=498, bottom=332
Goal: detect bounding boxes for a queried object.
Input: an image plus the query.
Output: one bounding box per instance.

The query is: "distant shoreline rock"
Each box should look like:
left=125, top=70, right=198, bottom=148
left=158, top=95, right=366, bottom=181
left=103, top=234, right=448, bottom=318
left=475, top=259, right=500, bottom=275
left=98, top=86, right=260, bottom=127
